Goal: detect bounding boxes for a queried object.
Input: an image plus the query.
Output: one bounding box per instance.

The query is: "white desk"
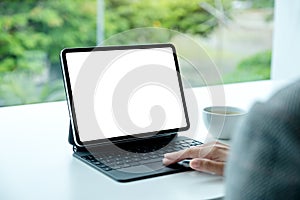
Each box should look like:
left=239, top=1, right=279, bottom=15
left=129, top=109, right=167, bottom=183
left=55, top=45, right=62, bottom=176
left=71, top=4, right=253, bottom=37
left=0, top=80, right=289, bottom=200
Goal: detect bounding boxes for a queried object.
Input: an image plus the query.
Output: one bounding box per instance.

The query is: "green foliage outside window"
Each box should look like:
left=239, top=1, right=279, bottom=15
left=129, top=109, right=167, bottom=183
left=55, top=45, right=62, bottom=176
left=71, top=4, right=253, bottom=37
left=0, top=0, right=225, bottom=106
left=105, top=0, right=223, bottom=39
left=0, top=0, right=273, bottom=107
left=0, top=0, right=97, bottom=106
left=252, top=0, right=274, bottom=8
left=224, top=50, right=272, bottom=83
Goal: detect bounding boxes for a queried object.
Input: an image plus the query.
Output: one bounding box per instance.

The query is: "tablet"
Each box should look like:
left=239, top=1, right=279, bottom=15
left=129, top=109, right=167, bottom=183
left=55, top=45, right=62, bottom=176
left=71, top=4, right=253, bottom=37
left=60, top=44, right=189, bottom=147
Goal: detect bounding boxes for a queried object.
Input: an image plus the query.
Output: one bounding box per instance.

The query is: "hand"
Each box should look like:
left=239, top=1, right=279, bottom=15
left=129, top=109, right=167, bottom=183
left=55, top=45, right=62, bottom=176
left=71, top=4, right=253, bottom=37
left=163, top=141, right=229, bottom=176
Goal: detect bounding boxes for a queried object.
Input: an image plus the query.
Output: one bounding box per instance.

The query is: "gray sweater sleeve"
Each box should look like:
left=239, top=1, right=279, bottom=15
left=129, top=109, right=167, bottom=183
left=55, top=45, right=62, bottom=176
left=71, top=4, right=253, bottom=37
left=225, top=80, right=300, bottom=200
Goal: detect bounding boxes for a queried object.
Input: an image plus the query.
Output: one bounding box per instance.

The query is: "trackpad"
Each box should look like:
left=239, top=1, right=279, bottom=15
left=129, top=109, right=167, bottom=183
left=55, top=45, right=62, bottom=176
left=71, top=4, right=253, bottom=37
left=144, top=162, right=182, bottom=171
left=120, top=162, right=180, bottom=174
left=121, top=165, right=153, bottom=173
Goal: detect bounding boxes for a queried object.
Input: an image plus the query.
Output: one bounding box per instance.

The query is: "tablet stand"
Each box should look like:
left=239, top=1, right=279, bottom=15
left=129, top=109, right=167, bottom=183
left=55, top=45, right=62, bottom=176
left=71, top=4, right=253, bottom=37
left=68, top=121, right=86, bottom=152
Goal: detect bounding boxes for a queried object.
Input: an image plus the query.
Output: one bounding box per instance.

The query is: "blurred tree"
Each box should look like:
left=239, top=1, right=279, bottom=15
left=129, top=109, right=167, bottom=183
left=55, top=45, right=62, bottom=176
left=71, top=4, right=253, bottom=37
left=224, top=50, right=271, bottom=83
left=0, top=0, right=231, bottom=106
left=252, top=0, right=274, bottom=8
left=104, top=0, right=229, bottom=40
left=0, top=0, right=97, bottom=106
left=0, top=0, right=97, bottom=72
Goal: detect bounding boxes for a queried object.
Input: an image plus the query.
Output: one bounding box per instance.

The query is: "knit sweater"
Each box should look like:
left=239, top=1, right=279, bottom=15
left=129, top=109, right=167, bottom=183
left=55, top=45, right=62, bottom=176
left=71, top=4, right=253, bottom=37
left=225, top=80, right=300, bottom=199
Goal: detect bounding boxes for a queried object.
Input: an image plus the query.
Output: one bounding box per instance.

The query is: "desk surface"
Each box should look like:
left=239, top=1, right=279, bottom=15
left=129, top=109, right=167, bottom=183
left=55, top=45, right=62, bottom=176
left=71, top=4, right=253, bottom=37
left=0, top=80, right=289, bottom=200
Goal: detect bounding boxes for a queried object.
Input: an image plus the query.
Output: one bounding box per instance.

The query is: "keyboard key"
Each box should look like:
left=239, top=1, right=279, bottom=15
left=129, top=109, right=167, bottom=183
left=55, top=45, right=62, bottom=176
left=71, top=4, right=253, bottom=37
left=149, top=154, right=159, bottom=159
left=95, top=163, right=106, bottom=168
left=173, top=147, right=182, bottom=151
left=119, top=164, right=131, bottom=168
left=103, top=167, right=112, bottom=171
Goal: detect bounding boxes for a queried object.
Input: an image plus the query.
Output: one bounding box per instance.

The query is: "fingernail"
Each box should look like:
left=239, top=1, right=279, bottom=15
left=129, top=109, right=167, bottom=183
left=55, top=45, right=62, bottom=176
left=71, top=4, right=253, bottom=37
left=190, top=160, right=200, bottom=169
left=164, top=153, right=172, bottom=158
left=162, top=158, right=170, bottom=165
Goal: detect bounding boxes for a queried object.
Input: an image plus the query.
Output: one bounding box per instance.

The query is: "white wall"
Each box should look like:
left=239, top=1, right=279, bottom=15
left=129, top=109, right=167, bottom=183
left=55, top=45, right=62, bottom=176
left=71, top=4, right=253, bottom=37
left=271, top=0, right=300, bottom=80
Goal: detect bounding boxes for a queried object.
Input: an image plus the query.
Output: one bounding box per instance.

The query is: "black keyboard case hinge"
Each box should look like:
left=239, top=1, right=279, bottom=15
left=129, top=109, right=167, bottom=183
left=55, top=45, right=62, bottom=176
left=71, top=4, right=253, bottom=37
left=69, top=121, right=87, bottom=153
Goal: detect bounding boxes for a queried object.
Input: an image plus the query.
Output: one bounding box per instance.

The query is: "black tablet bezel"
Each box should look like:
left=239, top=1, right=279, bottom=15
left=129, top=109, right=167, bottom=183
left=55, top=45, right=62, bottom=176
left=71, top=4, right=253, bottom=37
left=60, top=43, right=190, bottom=147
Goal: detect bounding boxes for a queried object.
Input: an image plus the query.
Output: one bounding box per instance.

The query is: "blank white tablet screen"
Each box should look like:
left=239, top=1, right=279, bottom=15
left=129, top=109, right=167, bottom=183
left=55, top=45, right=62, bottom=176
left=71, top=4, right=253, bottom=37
left=65, top=47, right=187, bottom=142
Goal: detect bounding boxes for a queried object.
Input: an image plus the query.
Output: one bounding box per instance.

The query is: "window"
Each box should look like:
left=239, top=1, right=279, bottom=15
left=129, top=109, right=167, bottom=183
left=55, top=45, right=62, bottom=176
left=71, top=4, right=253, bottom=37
left=0, top=0, right=274, bottom=107
left=0, top=0, right=97, bottom=106
left=102, top=0, right=274, bottom=86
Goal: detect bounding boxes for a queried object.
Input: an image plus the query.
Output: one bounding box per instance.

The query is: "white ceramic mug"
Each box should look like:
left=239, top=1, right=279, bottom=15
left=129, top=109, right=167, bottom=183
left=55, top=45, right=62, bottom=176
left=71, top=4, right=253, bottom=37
left=202, top=106, right=247, bottom=140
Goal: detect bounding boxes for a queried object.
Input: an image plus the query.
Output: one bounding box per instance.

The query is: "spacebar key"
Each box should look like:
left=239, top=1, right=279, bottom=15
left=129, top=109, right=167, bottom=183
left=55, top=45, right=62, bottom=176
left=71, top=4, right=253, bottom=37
left=140, top=158, right=163, bottom=164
